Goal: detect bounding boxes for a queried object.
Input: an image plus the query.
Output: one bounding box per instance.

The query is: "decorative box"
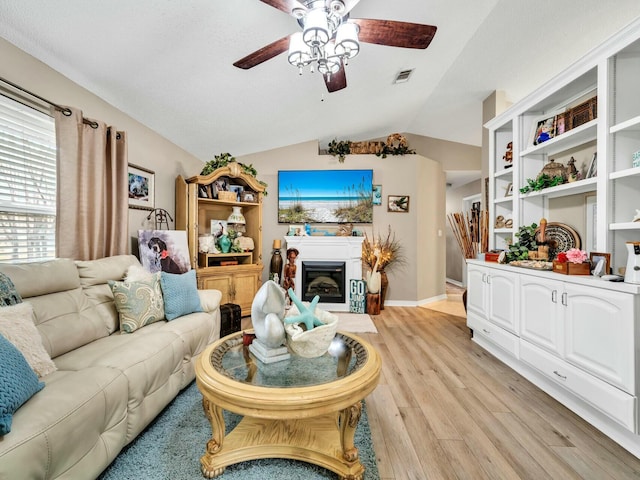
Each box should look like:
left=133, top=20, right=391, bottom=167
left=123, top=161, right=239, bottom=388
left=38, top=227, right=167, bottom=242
left=484, top=252, right=500, bottom=262
left=220, top=303, right=241, bottom=338
left=632, top=150, right=640, bottom=168
left=552, top=261, right=591, bottom=275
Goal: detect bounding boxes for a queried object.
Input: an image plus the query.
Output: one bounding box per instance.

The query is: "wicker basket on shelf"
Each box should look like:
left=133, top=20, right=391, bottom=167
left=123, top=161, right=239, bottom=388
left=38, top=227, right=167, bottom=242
left=217, top=191, right=236, bottom=202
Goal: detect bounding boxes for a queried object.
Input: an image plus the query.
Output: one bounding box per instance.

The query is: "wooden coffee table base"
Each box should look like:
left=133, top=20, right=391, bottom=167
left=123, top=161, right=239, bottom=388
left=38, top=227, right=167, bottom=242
left=200, top=398, right=365, bottom=480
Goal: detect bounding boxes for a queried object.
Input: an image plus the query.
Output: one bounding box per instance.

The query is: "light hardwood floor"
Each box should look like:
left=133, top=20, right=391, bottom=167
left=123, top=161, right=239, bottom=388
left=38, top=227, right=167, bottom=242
left=242, top=295, right=640, bottom=479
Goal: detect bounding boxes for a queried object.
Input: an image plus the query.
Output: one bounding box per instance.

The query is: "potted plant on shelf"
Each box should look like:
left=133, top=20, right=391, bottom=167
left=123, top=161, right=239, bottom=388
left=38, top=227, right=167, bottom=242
left=200, top=153, right=268, bottom=195
left=327, top=139, right=351, bottom=163
left=552, top=248, right=591, bottom=275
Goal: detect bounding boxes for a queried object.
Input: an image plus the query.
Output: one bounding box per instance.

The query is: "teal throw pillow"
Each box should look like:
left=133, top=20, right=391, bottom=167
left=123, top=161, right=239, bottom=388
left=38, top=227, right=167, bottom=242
left=160, top=270, right=202, bottom=321
left=0, top=334, right=44, bottom=435
left=109, top=274, right=165, bottom=333
left=0, top=273, right=22, bottom=307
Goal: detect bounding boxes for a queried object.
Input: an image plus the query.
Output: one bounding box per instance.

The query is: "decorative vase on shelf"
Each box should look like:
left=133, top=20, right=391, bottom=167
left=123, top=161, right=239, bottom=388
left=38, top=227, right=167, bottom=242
left=270, top=239, right=283, bottom=283
left=218, top=234, right=231, bottom=254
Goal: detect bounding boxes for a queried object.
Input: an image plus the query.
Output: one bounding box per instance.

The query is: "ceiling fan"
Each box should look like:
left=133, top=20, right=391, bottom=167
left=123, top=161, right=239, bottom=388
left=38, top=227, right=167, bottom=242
left=233, top=0, right=437, bottom=93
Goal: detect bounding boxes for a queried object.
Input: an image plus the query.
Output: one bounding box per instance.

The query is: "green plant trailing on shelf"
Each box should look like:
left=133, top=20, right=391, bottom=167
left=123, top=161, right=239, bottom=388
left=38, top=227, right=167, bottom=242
left=505, top=223, right=539, bottom=263
left=327, top=139, right=351, bottom=163
left=375, top=143, right=416, bottom=159
left=200, top=153, right=268, bottom=195
left=519, top=174, right=564, bottom=194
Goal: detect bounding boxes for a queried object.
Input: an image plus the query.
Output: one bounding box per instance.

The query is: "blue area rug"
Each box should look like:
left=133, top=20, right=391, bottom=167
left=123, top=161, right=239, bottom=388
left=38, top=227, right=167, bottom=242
left=99, top=381, right=379, bottom=479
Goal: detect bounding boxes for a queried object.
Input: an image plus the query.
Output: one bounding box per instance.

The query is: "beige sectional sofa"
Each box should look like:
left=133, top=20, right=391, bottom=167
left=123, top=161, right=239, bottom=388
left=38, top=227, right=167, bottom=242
left=0, top=254, right=222, bottom=479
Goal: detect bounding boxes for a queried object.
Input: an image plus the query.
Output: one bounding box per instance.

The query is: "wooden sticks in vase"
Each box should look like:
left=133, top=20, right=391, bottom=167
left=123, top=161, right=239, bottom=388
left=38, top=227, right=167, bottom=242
left=447, top=210, right=489, bottom=259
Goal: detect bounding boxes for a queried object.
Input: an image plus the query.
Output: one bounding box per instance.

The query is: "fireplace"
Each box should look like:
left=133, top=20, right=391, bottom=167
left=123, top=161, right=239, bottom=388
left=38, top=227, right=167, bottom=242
left=284, top=236, right=364, bottom=312
left=301, top=261, right=346, bottom=304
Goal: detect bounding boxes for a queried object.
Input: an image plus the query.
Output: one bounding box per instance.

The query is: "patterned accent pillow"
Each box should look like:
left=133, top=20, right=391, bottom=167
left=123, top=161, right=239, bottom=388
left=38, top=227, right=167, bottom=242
left=0, top=333, right=44, bottom=435
left=160, top=270, right=203, bottom=321
left=0, top=303, right=57, bottom=377
left=108, top=274, right=165, bottom=333
left=0, top=272, right=22, bottom=307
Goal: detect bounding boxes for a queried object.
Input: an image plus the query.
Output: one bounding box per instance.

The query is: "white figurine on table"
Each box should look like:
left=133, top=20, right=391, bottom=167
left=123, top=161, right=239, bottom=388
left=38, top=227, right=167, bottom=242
left=633, top=209, right=640, bottom=222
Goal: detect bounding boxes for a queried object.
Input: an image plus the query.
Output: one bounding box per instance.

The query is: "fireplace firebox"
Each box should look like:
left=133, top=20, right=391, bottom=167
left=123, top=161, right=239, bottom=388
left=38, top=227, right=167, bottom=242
left=301, top=261, right=346, bottom=304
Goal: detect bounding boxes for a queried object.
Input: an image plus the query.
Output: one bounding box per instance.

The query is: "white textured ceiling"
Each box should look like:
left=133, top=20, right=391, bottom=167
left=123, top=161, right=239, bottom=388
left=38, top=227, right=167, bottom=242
left=1, top=1, right=640, bottom=161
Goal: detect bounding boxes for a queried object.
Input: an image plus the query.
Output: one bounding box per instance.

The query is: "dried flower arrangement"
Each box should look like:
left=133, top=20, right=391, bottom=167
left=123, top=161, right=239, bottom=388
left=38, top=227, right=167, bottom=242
left=362, top=226, right=406, bottom=272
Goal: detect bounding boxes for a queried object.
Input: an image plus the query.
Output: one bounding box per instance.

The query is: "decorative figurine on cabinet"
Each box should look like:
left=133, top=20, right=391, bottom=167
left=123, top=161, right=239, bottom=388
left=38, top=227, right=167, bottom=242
left=282, top=247, right=299, bottom=303
left=503, top=141, right=513, bottom=168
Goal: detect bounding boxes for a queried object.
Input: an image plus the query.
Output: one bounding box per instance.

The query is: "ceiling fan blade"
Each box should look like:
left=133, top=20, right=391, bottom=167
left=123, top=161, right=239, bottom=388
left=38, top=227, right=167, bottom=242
left=325, top=67, right=347, bottom=93
left=351, top=18, right=437, bottom=49
left=233, top=35, right=292, bottom=69
left=259, top=0, right=306, bottom=15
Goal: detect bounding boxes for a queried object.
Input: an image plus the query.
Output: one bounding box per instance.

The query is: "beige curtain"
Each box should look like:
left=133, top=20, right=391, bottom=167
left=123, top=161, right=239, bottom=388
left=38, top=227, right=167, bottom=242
left=54, top=107, right=128, bottom=260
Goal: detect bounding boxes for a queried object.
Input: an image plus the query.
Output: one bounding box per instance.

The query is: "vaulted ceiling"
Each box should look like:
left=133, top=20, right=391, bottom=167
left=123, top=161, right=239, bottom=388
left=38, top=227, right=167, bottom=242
left=1, top=1, right=640, bottom=160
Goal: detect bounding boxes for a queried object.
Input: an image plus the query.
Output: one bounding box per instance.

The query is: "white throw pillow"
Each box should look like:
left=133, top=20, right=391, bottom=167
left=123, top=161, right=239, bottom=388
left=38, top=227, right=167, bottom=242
left=0, top=302, right=57, bottom=377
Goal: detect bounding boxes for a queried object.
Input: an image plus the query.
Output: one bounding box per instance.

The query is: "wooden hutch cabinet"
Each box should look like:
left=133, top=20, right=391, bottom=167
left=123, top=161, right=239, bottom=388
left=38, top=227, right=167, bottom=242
left=175, top=162, right=265, bottom=316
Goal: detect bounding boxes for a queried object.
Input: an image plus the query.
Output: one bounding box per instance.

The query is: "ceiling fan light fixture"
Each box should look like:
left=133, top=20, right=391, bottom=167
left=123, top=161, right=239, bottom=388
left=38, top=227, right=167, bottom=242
left=288, top=32, right=312, bottom=69
left=334, top=22, right=359, bottom=59
left=317, top=42, right=340, bottom=76
left=303, top=8, right=330, bottom=47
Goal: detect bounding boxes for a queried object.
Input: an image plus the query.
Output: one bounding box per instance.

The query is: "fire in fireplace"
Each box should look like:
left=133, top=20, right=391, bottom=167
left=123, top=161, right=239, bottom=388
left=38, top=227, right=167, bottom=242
left=301, top=261, right=346, bottom=304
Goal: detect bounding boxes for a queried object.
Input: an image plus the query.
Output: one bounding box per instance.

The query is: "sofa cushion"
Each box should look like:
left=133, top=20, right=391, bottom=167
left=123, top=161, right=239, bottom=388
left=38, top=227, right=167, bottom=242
left=160, top=270, right=202, bottom=320
left=0, top=303, right=56, bottom=377
left=0, top=272, right=22, bottom=307
left=0, top=334, right=44, bottom=435
left=109, top=275, right=164, bottom=333
left=0, top=259, right=106, bottom=358
left=0, top=367, right=128, bottom=480
left=76, top=255, right=141, bottom=335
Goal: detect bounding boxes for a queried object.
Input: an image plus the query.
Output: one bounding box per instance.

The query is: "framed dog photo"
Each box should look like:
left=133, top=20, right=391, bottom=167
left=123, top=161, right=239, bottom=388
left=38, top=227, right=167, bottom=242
left=138, top=230, right=191, bottom=274
left=128, top=164, right=155, bottom=210
left=589, top=252, right=611, bottom=275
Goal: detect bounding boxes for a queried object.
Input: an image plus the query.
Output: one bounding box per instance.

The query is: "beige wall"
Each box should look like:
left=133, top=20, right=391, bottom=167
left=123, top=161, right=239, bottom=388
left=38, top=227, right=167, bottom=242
left=0, top=38, right=203, bottom=251
left=238, top=140, right=448, bottom=304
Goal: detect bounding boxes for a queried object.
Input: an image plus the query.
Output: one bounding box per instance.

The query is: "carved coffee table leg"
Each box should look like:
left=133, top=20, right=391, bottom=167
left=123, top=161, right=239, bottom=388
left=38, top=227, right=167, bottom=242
left=200, top=397, right=226, bottom=478
left=339, top=401, right=364, bottom=480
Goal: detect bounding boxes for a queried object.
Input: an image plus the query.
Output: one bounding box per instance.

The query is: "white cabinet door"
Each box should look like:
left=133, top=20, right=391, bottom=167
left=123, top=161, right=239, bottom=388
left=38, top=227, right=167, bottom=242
left=564, top=284, right=635, bottom=394
left=520, top=276, right=564, bottom=356
left=466, top=264, right=487, bottom=319
left=486, top=269, right=518, bottom=334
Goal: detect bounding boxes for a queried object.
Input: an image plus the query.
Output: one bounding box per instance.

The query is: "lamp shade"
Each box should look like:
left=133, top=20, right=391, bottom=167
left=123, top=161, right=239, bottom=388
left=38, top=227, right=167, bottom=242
left=227, top=206, right=246, bottom=225
left=335, top=22, right=359, bottom=59
left=303, top=8, right=330, bottom=47
left=288, top=32, right=312, bottom=67
left=317, top=42, right=341, bottom=76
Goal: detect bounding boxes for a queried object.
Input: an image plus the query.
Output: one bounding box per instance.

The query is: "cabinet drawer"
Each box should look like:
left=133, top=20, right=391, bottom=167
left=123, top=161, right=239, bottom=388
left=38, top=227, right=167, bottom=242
left=520, top=340, right=636, bottom=432
left=468, top=312, right=519, bottom=358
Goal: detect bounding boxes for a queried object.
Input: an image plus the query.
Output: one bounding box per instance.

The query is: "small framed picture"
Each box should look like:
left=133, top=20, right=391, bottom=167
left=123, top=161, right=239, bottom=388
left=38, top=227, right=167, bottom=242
left=241, top=191, right=256, bottom=203
left=387, top=195, right=409, bottom=213
left=128, top=164, right=155, bottom=210
left=198, top=185, right=209, bottom=198
left=555, top=113, right=567, bottom=136
left=212, top=177, right=230, bottom=198
left=589, top=252, right=611, bottom=275
left=586, top=152, right=597, bottom=178
left=532, top=115, right=556, bottom=146
left=288, top=225, right=303, bottom=236
left=229, top=185, right=244, bottom=202
left=505, top=182, right=513, bottom=197
left=210, top=220, right=228, bottom=237
left=372, top=184, right=382, bottom=206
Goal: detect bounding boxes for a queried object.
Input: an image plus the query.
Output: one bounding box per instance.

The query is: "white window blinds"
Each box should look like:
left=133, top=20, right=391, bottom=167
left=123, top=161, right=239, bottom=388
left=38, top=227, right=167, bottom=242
left=0, top=94, right=56, bottom=263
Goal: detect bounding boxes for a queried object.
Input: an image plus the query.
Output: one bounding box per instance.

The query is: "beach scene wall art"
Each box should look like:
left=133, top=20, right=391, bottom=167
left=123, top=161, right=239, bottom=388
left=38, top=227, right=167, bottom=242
left=278, top=169, right=373, bottom=224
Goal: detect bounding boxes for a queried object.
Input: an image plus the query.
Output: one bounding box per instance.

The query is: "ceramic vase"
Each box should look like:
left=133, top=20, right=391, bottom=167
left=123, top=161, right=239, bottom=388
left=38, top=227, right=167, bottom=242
left=218, top=234, right=231, bottom=253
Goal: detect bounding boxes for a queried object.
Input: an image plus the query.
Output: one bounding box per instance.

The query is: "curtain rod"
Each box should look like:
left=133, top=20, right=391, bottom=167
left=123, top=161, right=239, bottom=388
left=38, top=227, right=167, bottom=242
left=0, top=75, right=99, bottom=129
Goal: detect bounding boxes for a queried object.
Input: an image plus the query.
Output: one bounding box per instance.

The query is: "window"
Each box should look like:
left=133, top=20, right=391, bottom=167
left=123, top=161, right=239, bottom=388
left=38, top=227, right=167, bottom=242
left=0, top=94, right=56, bottom=263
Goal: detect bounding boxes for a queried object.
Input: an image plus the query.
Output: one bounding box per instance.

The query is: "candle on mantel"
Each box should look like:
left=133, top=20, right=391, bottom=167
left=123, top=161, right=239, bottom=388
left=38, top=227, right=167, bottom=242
left=273, top=239, right=281, bottom=249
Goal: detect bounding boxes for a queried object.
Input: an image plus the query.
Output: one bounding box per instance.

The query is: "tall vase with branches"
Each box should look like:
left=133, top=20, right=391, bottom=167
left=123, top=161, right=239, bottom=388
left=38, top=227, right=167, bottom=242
left=361, top=226, right=405, bottom=309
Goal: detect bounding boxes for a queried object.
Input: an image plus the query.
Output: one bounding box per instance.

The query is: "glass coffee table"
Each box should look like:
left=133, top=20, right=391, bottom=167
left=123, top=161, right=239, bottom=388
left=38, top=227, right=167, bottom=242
left=195, top=330, right=381, bottom=479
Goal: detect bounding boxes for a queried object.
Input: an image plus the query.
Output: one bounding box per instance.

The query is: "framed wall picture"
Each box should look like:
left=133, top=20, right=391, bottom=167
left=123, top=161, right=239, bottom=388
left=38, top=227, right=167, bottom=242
left=387, top=195, right=409, bottom=213
left=138, top=229, right=191, bottom=274
left=128, top=164, right=155, bottom=210
left=372, top=184, right=382, bottom=206
left=589, top=252, right=611, bottom=275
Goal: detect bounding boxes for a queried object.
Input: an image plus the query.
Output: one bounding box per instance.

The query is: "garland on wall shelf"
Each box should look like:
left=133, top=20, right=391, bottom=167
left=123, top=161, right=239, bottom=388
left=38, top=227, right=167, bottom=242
left=326, top=133, right=416, bottom=162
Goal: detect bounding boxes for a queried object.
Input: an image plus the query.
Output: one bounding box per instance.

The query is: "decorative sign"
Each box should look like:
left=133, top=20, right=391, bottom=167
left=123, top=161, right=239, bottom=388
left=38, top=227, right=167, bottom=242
left=349, top=279, right=366, bottom=314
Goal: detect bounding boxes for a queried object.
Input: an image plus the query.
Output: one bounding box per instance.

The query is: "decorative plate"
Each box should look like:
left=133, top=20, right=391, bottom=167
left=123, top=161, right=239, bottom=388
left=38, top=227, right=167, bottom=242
left=535, top=222, right=581, bottom=259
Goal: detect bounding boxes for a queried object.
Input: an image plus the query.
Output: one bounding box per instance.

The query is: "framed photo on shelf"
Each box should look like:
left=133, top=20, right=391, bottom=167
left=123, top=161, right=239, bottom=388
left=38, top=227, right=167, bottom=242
left=589, top=252, right=611, bottom=275
left=505, top=182, right=513, bottom=197
left=555, top=112, right=567, bottom=136
left=288, top=225, right=303, bottom=236
left=531, top=115, right=556, bottom=146
left=210, top=220, right=227, bottom=237
left=586, top=152, right=597, bottom=178
left=128, top=164, right=155, bottom=210
left=387, top=195, right=409, bottom=213
left=240, top=191, right=256, bottom=203
left=229, top=185, right=244, bottom=202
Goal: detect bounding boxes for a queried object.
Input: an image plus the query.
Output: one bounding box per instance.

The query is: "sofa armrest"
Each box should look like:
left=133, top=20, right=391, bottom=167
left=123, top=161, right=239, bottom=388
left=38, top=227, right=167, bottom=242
left=198, top=289, right=222, bottom=313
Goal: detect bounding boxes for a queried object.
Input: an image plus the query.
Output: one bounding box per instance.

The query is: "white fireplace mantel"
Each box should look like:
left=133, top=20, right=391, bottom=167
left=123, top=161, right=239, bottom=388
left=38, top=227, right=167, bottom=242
left=283, top=236, right=364, bottom=312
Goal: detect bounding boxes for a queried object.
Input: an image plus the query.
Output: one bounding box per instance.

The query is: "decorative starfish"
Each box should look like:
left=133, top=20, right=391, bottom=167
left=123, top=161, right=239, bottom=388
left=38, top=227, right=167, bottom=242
left=284, top=288, right=325, bottom=331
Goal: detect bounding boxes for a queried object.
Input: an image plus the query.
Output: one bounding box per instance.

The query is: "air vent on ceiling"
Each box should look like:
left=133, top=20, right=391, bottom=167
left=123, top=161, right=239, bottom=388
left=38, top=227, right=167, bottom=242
left=393, top=69, right=414, bottom=84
